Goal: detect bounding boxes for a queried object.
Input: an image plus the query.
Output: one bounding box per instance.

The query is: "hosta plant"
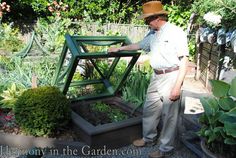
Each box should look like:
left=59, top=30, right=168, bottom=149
left=198, top=77, right=236, bottom=157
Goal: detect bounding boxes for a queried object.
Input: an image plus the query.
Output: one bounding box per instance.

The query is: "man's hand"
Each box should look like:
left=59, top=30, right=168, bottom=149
left=169, top=86, right=181, bottom=101
left=108, top=47, right=120, bottom=53
left=169, top=56, right=188, bottom=101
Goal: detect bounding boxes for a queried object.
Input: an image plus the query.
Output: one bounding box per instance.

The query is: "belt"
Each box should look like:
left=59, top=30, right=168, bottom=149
left=154, top=67, right=179, bottom=74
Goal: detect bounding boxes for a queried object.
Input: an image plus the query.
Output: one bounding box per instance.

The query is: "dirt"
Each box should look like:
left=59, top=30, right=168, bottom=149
left=73, top=102, right=136, bottom=126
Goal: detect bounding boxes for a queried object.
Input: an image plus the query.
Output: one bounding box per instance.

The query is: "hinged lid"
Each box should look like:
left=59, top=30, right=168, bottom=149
left=53, top=34, right=141, bottom=101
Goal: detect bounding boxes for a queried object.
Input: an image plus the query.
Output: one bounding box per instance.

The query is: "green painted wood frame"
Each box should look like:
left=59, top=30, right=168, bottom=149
left=53, top=33, right=141, bottom=101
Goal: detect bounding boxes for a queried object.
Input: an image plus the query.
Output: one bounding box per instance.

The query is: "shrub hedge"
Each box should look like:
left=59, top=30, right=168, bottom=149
left=14, top=86, right=71, bottom=137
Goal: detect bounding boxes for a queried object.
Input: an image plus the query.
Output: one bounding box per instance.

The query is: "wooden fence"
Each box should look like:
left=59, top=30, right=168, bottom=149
left=195, top=42, right=236, bottom=90
left=74, top=22, right=149, bottom=43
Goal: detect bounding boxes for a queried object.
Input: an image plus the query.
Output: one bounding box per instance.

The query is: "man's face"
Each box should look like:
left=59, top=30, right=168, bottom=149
left=144, top=15, right=159, bottom=29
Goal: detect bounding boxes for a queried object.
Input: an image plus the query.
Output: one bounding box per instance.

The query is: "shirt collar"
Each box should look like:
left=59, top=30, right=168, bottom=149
left=159, top=22, right=169, bottom=32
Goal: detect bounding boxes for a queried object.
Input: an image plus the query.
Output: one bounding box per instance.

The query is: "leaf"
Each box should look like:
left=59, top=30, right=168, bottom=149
left=210, top=80, right=230, bottom=98
left=210, top=111, right=223, bottom=124
left=219, top=97, right=236, bottom=111
left=229, top=77, right=236, bottom=97
left=224, top=122, right=236, bottom=137
left=227, top=107, right=236, bottom=117
left=224, top=138, right=236, bottom=145
left=200, top=97, right=219, bottom=116
left=213, top=126, right=224, bottom=133
left=219, top=113, right=236, bottom=123
left=207, top=131, right=217, bottom=143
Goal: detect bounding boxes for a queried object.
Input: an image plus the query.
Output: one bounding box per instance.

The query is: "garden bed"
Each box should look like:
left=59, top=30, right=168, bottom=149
left=71, top=97, right=142, bottom=148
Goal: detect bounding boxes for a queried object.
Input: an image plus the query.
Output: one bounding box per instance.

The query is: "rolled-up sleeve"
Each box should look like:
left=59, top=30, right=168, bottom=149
left=138, top=30, right=155, bottom=52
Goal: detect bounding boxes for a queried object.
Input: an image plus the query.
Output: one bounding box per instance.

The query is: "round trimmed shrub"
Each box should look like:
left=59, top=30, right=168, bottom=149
left=14, top=86, right=71, bottom=137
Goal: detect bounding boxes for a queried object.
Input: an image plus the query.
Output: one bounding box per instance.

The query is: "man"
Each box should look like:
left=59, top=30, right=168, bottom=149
left=108, top=1, right=189, bottom=158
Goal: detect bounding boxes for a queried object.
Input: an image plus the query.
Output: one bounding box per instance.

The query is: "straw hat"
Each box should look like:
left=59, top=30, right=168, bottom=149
left=138, top=1, right=168, bottom=19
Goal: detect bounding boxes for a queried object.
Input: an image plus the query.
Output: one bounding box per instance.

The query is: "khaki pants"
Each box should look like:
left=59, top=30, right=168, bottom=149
left=142, top=70, right=180, bottom=152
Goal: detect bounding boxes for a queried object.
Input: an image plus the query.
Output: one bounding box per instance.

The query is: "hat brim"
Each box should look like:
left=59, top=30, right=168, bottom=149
left=138, top=11, right=168, bottom=19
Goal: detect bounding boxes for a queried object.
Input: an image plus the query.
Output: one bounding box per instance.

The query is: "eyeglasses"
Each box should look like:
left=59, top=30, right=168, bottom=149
left=145, top=16, right=159, bottom=25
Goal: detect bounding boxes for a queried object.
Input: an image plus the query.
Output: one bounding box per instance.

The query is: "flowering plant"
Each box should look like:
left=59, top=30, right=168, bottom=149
left=191, top=0, right=236, bottom=29
left=203, top=12, right=222, bottom=27
left=47, top=1, right=69, bottom=17
left=0, top=1, right=10, bottom=19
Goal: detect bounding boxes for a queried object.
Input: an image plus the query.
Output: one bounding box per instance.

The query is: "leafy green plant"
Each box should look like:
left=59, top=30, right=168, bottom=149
left=0, top=55, right=15, bottom=70
left=0, top=23, right=24, bottom=53
left=32, top=58, right=57, bottom=86
left=198, top=77, right=236, bottom=157
left=21, top=0, right=143, bottom=23
left=34, top=17, right=73, bottom=54
left=165, top=5, right=191, bottom=30
left=71, top=0, right=138, bottom=24
left=122, top=68, right=151, bottom=110
left=0, top=57, right=57, bottom=89
left=14, top=86, right=71, bottom=137
left=0, top=83, right=25, bottom=110
left=90, top=101, right=128, bottom=122
left=188, top=36, right=196, bottom=62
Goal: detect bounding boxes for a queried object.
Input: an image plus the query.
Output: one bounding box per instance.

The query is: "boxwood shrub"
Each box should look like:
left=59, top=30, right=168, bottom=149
left=14, top=86, right=71, bottom=137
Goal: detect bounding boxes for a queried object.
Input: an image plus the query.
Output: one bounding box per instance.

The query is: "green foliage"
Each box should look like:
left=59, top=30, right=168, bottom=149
left=14, top=86, right=71, bottom=137
left=0, top=57, right=31, bottom=88
left=0, top=55, right=15, bottom=70
left=188, top=36, right=196, bottom=62
left=8, top=0, right=147, bottom=24
left=164, top=0, right=194, bottom=8
left=32, top=58, right=57, bottom=86
left=0, top=57, right=57, bottom=89
left=0, top=23, right=24, bottom=53
left=30, top=0, right=51, bottom=13
left=26, top=0, right=78, bottom=18
left=76, top=0, right=133, bottom=23
left=110, top=60, right=128, bottom=86
left=191, top=0, right=236, bottom=28
left=122, top=66, right=151, bottom=110
left=92, top=59, right=127, bottom=93
left=165, top=5, right=191, bottom=30
left=90, top=101, right=128, bottom=122
left=34, top=17, right=73, bottom=54
left=198, top=77, right=236, bottom=156
left=0, top=83, right=25, bottom=110
left=229, top=78, right=236, bottom=97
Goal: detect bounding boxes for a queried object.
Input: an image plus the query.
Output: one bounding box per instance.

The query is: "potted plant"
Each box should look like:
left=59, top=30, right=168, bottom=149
left=198, top=77, right=236, bottom=158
